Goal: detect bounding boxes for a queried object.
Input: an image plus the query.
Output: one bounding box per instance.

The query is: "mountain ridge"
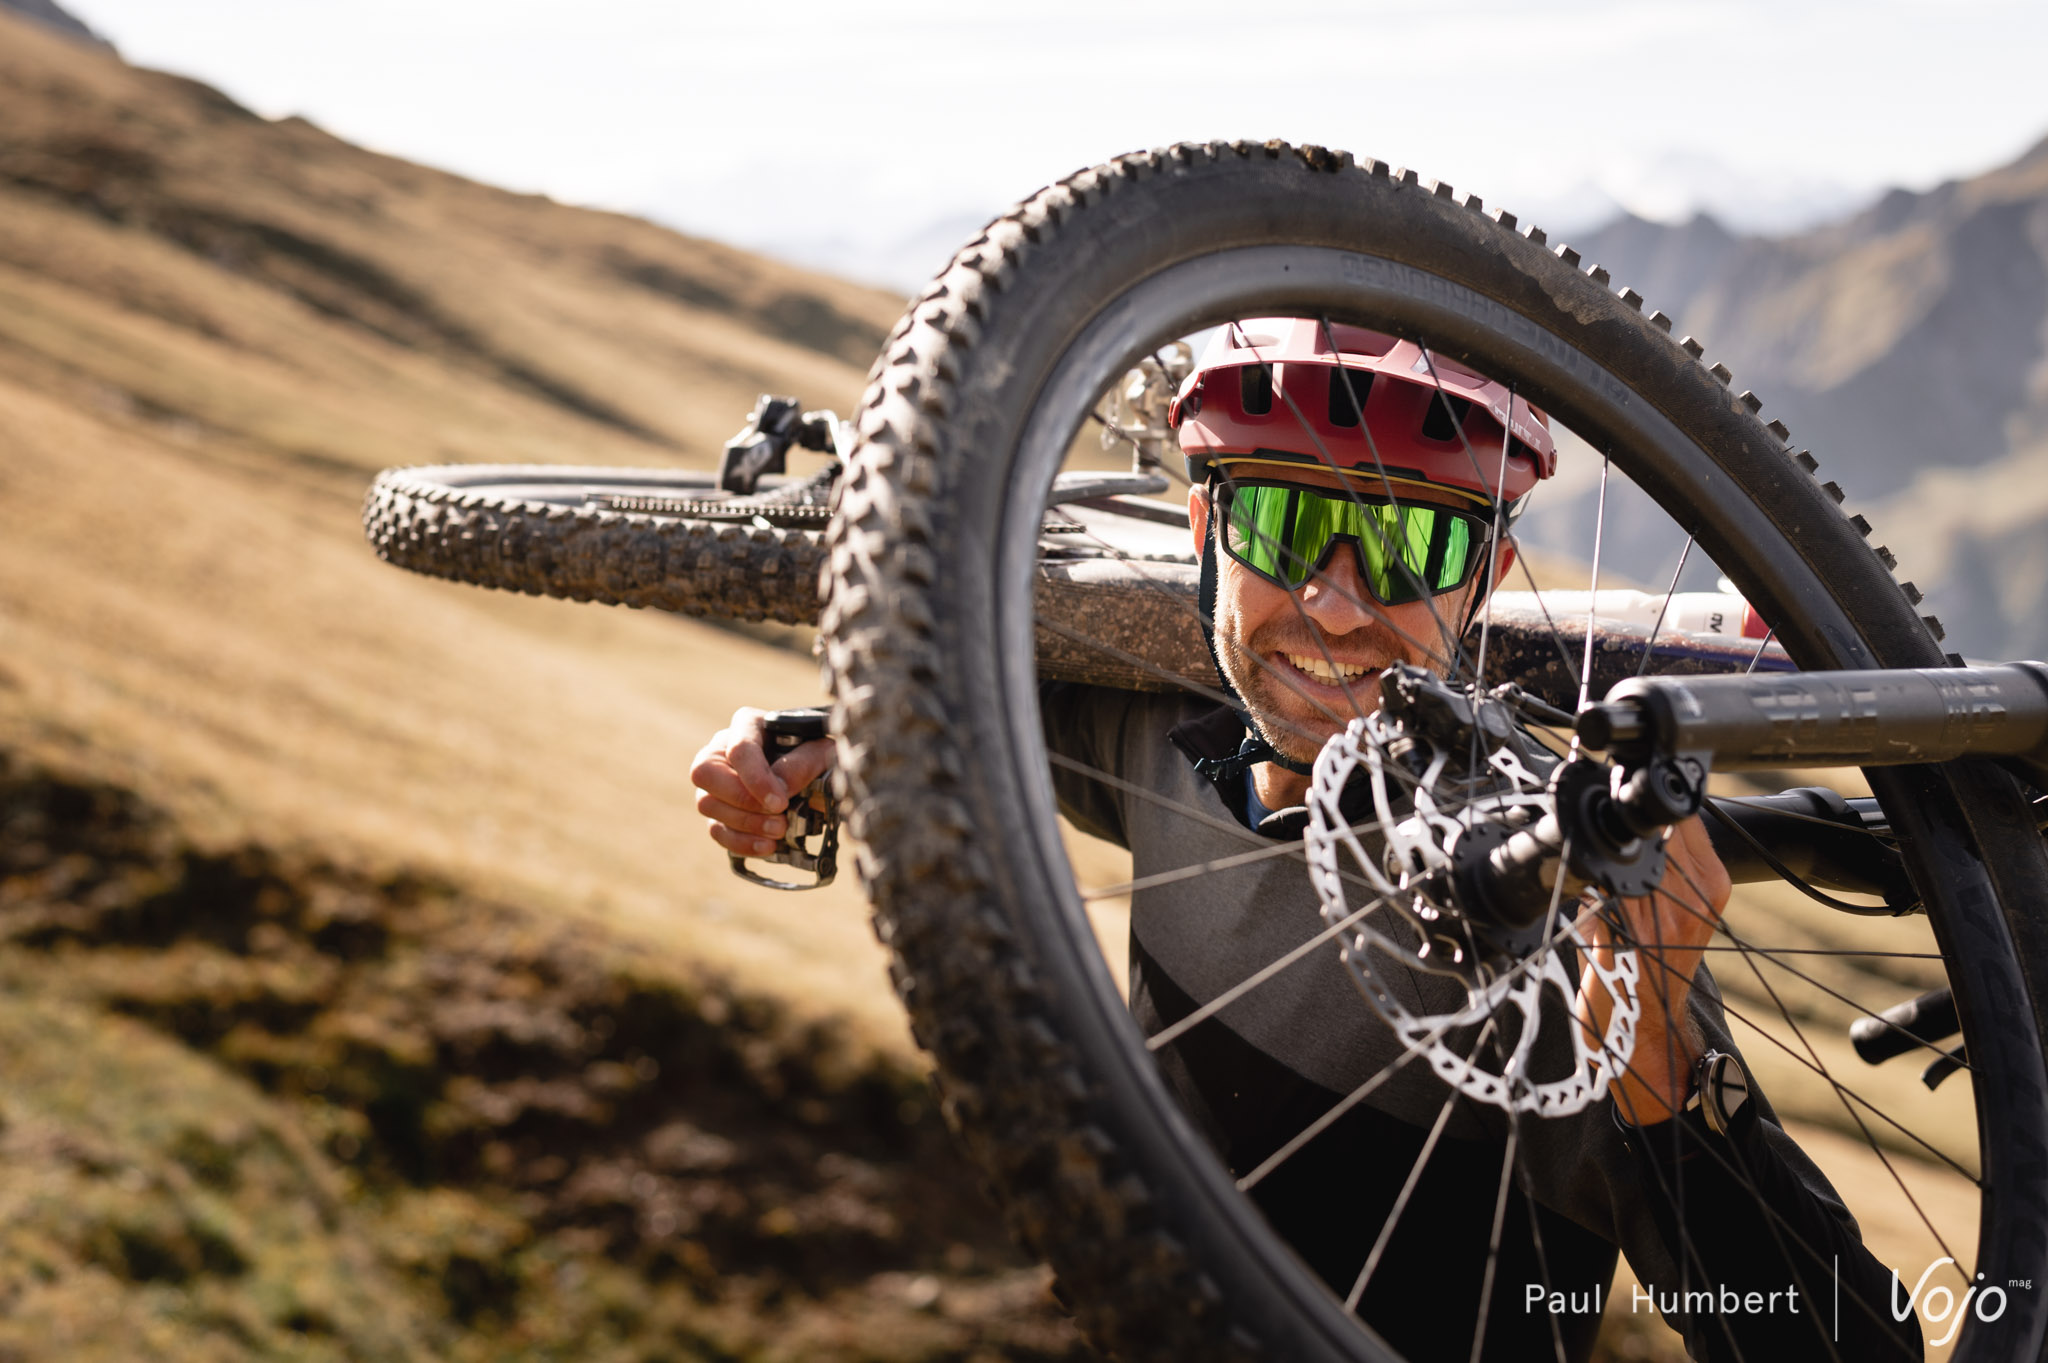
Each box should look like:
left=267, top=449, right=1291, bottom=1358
left=1532, top=135, right=2048, bottom=658
left=0, top=0, right=110, bottom=49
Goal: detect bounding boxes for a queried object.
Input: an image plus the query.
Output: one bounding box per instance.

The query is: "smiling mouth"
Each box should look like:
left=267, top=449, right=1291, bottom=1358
left=1283, top=652, right=1377, bottom=685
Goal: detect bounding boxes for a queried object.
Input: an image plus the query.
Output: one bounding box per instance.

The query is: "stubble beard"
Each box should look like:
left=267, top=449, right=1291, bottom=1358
left=1215, top=612, right=1418, bottom=767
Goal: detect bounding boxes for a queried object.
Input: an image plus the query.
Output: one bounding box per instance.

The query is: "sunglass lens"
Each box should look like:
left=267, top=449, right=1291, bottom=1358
left=1224, top=485, right=1482, bottom=604
left=1224, top=483, right=1299, bottom=584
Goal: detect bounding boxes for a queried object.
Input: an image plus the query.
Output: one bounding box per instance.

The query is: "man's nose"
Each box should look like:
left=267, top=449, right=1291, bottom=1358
left=1298, top=546, right=1381, bottom=635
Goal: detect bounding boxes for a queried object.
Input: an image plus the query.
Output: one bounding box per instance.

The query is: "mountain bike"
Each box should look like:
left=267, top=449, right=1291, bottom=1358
left=365, top=141, right=2048, bottom=1363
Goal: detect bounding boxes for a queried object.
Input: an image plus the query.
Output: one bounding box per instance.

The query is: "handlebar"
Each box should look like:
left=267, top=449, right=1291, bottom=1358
left=1578, top=663, right=2048, bottom=781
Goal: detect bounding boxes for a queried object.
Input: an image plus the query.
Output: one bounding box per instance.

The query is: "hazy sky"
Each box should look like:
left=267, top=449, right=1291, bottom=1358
left=66, top=0, right=2048, bottom=289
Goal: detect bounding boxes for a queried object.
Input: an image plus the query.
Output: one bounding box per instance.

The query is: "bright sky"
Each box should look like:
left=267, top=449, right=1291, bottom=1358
left=66, top=0, right=2048, bottom=289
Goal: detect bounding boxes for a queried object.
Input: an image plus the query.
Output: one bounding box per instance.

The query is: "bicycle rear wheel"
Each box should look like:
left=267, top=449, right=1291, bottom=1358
left=363, top=465, right=1789, bottom=709
left=362, top=464, right=829, bottom=622
left=822, top=143, right=2048, bottom=1362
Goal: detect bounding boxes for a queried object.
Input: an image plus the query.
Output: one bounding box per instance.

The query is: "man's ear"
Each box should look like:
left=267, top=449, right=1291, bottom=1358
left=1188, top=483, right=1210, bottom=557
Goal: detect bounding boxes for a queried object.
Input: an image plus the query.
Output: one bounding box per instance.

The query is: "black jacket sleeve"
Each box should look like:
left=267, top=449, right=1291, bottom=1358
left=1038, top=682, right=1146, bottom=848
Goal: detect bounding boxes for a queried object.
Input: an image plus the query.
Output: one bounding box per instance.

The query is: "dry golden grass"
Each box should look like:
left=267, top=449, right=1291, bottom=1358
left=0, top=10, right=914, bottom=1055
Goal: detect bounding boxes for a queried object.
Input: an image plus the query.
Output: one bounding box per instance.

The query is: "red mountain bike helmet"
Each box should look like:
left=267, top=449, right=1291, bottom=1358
left=1170, top=318, right=1557, bottom=509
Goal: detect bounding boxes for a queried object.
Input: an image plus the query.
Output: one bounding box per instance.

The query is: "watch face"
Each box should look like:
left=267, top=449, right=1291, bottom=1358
left=1703, top=1051, right=1751, bottom=1137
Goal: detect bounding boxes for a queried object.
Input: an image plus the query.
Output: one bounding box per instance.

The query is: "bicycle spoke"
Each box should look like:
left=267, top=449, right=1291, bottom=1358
left=1708, top=938, right=1975, bottom=1078
left=1048, top=751, right=1262, bottom=845
left=1637, top=535, right=1696, bottom=678
left=1145, top=895, right=1389, bottom=1052
left=1579, top=882, right=1898, bottom=1361
left=1581, top=943, right=1944, bottom=1361
left=1660, top=870, right=1981, bottom=1176
left=1475, top=1020, right=1572, bottom=1363
left=1235, top=1047, right=1426, bottom=1192
left=1045, top=750, right=1396, bottom=907
left=1575, top=454, right=1610, bottom=723
left=1234, top=906, right=1592, bottom=1192
left=1401, top=337, right=1544, bottom=692
left=1086, top=831, right=1380, bottom=901
left=1584, top=1026, right=1864, bottom=1363
left=1662, top=861, right=1973, bottom=1260
left=1345, top=1074, right=1462, bottom=1310
left=1745, top=627, right=1778, bottom=674
left=1504, top=533, right=1585, bottom=689
left=1640, top=897, right=1979, bottom=1182
left=1467, top=1116, right=1519, bottom=1363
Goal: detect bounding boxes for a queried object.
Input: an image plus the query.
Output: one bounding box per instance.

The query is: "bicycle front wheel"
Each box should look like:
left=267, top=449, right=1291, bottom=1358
left=822, top=143, right=2048, bottom=1363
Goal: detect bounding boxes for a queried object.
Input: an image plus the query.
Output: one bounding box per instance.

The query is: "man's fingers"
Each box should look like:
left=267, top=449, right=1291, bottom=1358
left=725, top=730, right=787, bottom=811
left=691, top=760, right=768, bottom=816
left=708, top=821, right=781, bottom=860
left=696, top=793, right=788, bottom=839
left=687, top=708, right=788, bottom=811
left=769, top=738, right=836, bottom=798
left=1670, top=814, right=1733, bottom=910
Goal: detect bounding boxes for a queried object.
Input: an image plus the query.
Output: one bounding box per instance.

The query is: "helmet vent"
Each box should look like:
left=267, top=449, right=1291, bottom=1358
left=1327, top=370, right=1372, bottom=427
left=1239, top=365, right=1274, bottom=415
left=1422, top=393, right=1471, bottom=442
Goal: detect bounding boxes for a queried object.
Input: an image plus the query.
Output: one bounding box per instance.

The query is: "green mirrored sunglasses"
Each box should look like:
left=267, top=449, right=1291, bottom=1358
left=1217, top=478, right=1495, bottom=605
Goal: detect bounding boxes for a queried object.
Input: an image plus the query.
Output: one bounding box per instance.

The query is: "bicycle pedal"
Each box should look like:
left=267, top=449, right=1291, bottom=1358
left=729, top=708, right=838, bottom=891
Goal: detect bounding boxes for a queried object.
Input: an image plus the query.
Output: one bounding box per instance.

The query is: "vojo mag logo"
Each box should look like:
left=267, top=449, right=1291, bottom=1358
left=1892, top=1258, right=2014, bottom=1349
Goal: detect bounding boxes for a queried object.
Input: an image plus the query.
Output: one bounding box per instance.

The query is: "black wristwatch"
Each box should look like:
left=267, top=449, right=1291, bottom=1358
left=1686, top=1050, right=1752, bottom=1136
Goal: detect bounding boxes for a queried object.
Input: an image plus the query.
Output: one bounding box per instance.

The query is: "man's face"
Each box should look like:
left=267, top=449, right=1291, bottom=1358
left=1189, top=468, right=1498, bottom=766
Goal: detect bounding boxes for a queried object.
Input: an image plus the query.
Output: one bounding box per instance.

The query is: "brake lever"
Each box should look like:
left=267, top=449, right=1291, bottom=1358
left=729, top=707, right=838, bottom=890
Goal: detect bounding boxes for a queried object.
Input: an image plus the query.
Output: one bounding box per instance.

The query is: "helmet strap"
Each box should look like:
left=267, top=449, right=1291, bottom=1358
left=1190, top=732, right=1314, bottom=785
left=1449, top=528, right=1509, bottom=661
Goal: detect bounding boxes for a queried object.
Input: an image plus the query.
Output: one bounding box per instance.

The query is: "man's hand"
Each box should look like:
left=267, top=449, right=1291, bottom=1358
left=1575, top=815, right=1734, bottom=1126
left=689, top=707, right=837, bottom=861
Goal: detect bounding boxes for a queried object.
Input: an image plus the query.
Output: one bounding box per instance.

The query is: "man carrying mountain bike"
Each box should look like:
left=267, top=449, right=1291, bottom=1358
left=691, top=318, right=1920, bottom=1362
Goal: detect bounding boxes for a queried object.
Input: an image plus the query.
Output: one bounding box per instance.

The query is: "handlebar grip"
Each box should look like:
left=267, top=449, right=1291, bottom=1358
left=1850, top=987, right=1958, bottom=1065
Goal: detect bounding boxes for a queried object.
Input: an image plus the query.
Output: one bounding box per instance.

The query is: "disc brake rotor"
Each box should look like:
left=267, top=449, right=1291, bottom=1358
left=1302, top=700, right=1641, bottom=1117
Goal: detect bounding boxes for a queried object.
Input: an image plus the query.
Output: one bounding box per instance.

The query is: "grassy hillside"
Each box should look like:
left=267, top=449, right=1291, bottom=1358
left=0, top=12, right=1098, bottom=1359
left=0, top=8, right=916, bottom=1035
